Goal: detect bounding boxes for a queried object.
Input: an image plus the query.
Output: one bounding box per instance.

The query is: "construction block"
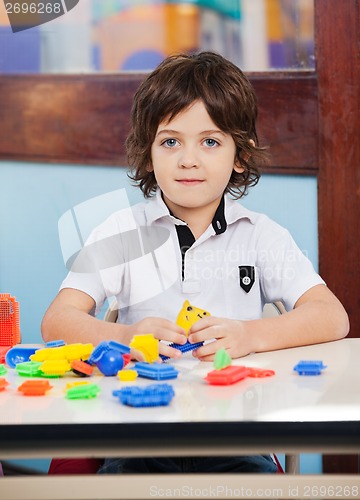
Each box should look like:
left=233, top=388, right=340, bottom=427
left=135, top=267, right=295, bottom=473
left=0, top=294, right=20, bottom=346
left=18, top=380, right=52, bottom=396
left=213, top=348, right=232, bottom=370
left=160, top=340, right=204, bottom=361
left=130, top=334, right=159, bottom=363
left=205, top=366, right=251, bottom=385
left=134, top=362, right=179, bottom=380
left=113, top=384, right=175, bottom=407
left=293, top=360, right=327, bottom=376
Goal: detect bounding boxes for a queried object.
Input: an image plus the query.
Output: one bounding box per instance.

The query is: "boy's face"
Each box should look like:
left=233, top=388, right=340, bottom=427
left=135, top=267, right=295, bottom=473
left=150, top=100, right=243, bottom=220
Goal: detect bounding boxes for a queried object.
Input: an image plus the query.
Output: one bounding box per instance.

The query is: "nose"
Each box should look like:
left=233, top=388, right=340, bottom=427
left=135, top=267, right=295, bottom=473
left=178, top=145, right=199, bottom=169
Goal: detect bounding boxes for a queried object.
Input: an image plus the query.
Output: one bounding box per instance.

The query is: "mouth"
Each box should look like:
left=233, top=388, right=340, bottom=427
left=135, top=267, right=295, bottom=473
left=176, top=179, right=204, bottom=186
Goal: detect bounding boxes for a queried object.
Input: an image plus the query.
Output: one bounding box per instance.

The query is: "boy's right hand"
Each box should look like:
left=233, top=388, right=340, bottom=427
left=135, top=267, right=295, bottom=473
left=127, top=317, right=186, bottom=360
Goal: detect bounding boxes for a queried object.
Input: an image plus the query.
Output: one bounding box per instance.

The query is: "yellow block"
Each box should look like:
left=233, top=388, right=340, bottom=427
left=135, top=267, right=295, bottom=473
left=130, top=334, right=159, bottom=363
left=118, top=370, right=138, bottom=381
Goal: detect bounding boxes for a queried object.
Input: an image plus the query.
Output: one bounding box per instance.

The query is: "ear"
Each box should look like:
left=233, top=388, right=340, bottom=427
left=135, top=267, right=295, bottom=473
left=234, top=160, right=245, bottom=174
left=235, top=139, right=255, bottom=172
left=146, top=163, right=154, bottom=172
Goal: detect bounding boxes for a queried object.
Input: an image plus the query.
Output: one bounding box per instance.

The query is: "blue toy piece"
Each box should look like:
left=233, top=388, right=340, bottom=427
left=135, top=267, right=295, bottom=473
left=5, top=346, right=40, bottom=368
left=96, top=349, right=125, bottom=376
left=108, top=340, right=130, bottom=354
left=113, top=384, right=175, bottom=407
left=160, top=340, right=204, bottom=361
left=293, top=360, right=327, bottom=376
left=46, top=340, right=66, bottom=348
left=88, top=341, right=109, bottom=365
left=88, top=340, right=130, bottom=365
left=134, top=362, right=179, bottom=380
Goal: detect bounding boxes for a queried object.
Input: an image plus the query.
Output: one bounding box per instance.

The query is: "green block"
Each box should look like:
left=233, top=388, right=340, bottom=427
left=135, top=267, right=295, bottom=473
left=15, top=361, right=43, bottom=377
left=66, top=383, right=101, bottom=399
left=214, top=348, right=232, bottom=370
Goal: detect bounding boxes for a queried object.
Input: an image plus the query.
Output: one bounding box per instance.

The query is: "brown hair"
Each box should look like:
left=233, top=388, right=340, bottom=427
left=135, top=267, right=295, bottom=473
left=127, top=51, right=268, bottom=198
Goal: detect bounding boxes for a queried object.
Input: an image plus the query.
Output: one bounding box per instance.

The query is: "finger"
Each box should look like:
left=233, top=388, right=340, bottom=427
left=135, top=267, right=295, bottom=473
left=188, top=325, right=220, bottom=345
left=158, top=342, right=182, bottom=359
left=140, top=318, right=185, bottom=336
left=154, top=327, right=187, bottom=345
left=195, top=353, right=216, bottom=362
left=159, top=319, right=186, bottom=336
left=130, top=347, right=146, bottom=362
left=191, top=338, right=221, bottom=358
left=188, top=316, right=215, bottom=334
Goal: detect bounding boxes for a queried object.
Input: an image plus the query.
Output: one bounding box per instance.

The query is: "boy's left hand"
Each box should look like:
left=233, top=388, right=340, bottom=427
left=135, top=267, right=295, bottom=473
left=188, top=317, right=251, bottom=361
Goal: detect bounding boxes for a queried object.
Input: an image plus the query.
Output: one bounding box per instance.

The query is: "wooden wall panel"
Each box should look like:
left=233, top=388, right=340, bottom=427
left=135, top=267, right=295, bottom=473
left=315, top=0, right=360, bottom=475
left=0, top=73, right=317, bottom=174
left=316, top=0, right=360, bottom=338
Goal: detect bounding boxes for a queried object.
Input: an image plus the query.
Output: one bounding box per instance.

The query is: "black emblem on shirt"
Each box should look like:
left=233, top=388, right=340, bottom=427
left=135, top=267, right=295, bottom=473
left=238, top=266, right=255, bottom=293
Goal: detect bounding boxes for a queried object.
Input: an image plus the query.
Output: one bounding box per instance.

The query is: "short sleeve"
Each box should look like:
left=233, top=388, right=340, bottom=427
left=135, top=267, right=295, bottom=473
left=256, top=217, right=325, bottom=311
left=59, top=216, right=127, bottom=316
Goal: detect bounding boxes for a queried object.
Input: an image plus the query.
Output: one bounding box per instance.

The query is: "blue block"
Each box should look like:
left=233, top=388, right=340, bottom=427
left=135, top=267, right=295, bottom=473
left=160, top=340, right=204, bottom=361
left=293, top=360, right=327, bottom=376
left=134, top=362, right=179, bottom=380
left=88, top=341, right=110, bottom=365
left=113, top=384, right=175, bottom=407
left=46, top=340, right=66, bottom=348
left=108, top=340, right=130, bottom=354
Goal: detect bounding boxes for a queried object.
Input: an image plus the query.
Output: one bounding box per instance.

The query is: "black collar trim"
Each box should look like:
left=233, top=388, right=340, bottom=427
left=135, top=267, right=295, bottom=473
left=211, top=195, right=227, bottom=235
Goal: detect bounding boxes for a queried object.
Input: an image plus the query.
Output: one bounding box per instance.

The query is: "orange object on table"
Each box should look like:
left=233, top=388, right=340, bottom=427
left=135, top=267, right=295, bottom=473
left=18, top=380, right=52, bottom=396
left=0, top=378, right=9, bottom=391
left=204, top=366, right=251, bottom=385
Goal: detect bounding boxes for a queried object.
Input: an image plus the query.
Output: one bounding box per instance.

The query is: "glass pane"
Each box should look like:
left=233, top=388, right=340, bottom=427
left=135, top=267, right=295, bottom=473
left=0, top=0, right=314, bottom=73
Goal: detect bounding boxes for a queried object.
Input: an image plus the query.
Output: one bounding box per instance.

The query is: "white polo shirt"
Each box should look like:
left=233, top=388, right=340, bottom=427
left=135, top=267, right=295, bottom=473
left=60, top=189, right=325, bottom=324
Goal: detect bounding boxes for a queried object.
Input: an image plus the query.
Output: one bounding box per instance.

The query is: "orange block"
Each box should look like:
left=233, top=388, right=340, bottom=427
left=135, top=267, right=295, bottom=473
left=0, top=294, right=21, bottom=346
left=18, top=380, right=52, bottom=396
left=0, top=378, right=9, bottom=391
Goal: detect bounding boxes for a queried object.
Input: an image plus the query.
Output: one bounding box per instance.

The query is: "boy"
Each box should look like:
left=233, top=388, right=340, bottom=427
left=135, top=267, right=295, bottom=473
left=42, top=52, right=349, bottom=474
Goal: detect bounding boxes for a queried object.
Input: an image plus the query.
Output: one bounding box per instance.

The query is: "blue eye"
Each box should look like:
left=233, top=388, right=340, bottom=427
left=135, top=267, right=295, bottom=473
left=163, top=138, right=178, bottom=148
left=204, top=138, right=219, bottom=147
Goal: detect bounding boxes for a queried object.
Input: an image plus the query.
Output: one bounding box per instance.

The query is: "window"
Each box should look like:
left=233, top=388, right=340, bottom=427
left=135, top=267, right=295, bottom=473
left=0, top=0, right=314, bottom=73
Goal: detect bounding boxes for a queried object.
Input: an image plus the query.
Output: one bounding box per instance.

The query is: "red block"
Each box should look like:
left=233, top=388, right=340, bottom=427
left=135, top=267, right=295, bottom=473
left=0, top=294, right=21, bottom=346
left=205, top=366, right=251, bottom=385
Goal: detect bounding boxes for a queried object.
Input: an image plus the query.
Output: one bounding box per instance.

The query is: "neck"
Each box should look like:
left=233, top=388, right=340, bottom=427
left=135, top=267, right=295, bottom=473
left=183, top=209, right=213, bottom=240
left=167, top=203, right=218, bottom=240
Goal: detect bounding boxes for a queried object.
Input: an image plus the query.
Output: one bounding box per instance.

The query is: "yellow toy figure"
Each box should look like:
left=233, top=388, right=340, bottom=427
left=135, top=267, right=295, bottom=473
left=176, top=300, right=210, bottom=337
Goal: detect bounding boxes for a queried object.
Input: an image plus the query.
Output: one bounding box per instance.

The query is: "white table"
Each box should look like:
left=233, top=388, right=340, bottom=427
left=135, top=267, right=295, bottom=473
left=0, top=339, right=359, bottom=499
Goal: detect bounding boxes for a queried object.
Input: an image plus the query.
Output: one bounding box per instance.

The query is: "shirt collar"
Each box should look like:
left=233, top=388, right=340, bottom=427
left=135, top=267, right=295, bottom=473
left=224, top=195, right=257, bottom=226
left=144, top=189, right=179, bottom=225
left=144, top=188, right=257, bottom=228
